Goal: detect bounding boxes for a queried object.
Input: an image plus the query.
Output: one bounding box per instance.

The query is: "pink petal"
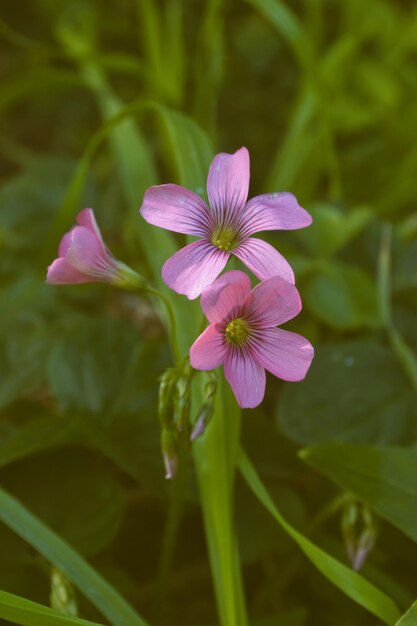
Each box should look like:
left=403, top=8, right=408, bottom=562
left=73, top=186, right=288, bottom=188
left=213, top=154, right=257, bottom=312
left=248, top=276, right=301, bottom=328
left=140, top=184, right=212, bottom=236
left=250, top=328, right=314, bottom=381
left=46, top=258, right=92, bottom=284
left=234, top=237, right=294, bottom=283
left=58, top=229, right=75, bottom=257
left=224, top=348, right=266, bottom=409
left=162, top=240, right=229, bottom=300
left=67, top=226, right=118, bottom=279
left=239, top=192, right=312, bottom=237
left=201, top=270, right=251, bottom=323
left=76, top=208, right=106, bottom=247
left=190, top=324, right=227, bottom=370
left=207, top=147, right=250, bottom=219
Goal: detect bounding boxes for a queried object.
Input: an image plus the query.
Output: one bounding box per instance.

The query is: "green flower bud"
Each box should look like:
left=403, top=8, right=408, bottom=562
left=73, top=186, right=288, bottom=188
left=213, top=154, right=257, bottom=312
left=161, top=428, right=177, bottom=480
left=50, top=567, right=78, bottom=616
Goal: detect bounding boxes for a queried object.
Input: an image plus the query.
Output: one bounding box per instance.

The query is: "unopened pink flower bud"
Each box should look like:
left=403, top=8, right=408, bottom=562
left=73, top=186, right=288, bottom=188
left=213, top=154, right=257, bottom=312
left=191, top=402, right=213, bottom=441
left=46, top=208, right=145, bottom=289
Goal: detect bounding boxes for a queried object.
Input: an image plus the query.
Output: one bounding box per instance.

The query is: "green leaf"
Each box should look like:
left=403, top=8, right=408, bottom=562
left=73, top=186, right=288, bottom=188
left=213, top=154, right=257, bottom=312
left=90, top=410, right=167, bottom=494
left=0, top=327, right=50, bottom=409
left=0, top=588, right=103, bottom=626
left=156, top=106, right=213, bottom=192
left=252, top=608, right=308, bottom=626
left=277, top=339, right=415, bottom=446
left=297, top=204, right=373, bottom=258
left=239, top=451, right=400, bottom=625
left=305, top=262, right=379, bottom=330
left=266, top=86, right=317, bottom=191
left=0, top=68, right=82, bottom=118
left=47, top=317, right=141, bottom=416
left=0, top=414, right=78, bottom=470
left=137, top=0, right=185, bottom=104
left=0, top=157, right=83, bottom=270
left=236, top=480, right=304, bottom=563
left=301, top=443, right=417, bottom=544
left=0, top=485, right=149, bottom=626
left=2, top=449, right=125, bottom=556
left=396, top=600, right=417, bottom=625
left=244, top=0, right=312, bottom=72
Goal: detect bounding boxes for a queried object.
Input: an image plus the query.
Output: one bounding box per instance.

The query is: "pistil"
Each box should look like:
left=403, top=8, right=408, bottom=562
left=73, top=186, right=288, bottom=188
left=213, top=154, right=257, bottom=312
left=211, top=227, right=240, bottom=251
left=225, top=318, right=250, bottom=346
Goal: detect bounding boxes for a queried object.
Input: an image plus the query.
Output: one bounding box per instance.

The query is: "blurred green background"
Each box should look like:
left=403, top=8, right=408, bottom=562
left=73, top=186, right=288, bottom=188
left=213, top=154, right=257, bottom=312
left=0, top=0, right=417, bottom=625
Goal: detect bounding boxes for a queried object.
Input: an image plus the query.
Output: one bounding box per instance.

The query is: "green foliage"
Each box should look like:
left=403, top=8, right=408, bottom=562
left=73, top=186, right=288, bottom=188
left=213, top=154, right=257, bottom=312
left=304, top=263, right=379, bottom=329
left=1, top=0, right=417, bottom=625
left=301, top=444, right=417, bottom=544
left=47, top=317, right=145, bottom=416
left=277, top=339, right=416, bottom=446
left=2, top=449, right=125, bottom=556
left=396, top=601, right=417, bottom=626
left=0, top=486, right=149, bottom=626
left=0, top=589, right=103, bottom=626
left=296, top=204, right=373, bottom=259
left=240, top=451, right=400, bottom=625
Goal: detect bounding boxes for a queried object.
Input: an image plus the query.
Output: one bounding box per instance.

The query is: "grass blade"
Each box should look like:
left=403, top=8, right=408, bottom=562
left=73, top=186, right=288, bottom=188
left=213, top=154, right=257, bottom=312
left=239, top=450, right=400, bottom=625
left=396, top=600, right=417, bottom=625
left=0, top=589, right=103, bottom=626
left=0, top=486, right=150, bottom=626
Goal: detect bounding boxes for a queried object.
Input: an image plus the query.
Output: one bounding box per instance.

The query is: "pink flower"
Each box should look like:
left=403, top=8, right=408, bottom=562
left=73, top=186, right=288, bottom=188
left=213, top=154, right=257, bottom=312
left=140, top=147, right=312, bottom=299
left=47, top=209, right=124, bottom=285
left=190, top=271, right=314, bottom=408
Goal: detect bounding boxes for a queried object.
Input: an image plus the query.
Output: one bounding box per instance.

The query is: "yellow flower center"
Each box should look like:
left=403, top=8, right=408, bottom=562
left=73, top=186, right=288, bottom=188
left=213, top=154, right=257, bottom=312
left=225, top=318, right=250, bottom=346
left=211, top=228, right=239, bottom=251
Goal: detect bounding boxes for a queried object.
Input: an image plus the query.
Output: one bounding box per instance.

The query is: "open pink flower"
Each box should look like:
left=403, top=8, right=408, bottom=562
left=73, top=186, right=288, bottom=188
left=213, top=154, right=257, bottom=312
left=140, top=147, right=312, bottom=299
left=190, top=271, right=314, bottom=408
left=47, top=209, right=122, bottom=285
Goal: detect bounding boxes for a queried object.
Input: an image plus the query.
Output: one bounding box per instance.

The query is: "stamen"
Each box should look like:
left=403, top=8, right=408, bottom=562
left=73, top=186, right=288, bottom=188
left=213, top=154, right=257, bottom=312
left=225, top=318, right=250, bottom=346
left=211, top=227, right=240, bottom=251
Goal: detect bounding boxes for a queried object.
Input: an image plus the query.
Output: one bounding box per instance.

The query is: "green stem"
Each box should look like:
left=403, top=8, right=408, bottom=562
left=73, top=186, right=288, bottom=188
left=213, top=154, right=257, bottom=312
left=378, top=223, right=393, bottom=328
left=145, top=287, right=182, bottom=364
left=378, top=223, right=417, bottom=394
left=153, top=439, right=188, bottom=625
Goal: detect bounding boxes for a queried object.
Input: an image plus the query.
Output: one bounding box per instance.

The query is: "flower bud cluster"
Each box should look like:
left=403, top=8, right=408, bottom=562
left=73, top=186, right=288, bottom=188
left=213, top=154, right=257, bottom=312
left=341, top=498, right=377, bottom=571
left=158, top=361, right=193, bottom=479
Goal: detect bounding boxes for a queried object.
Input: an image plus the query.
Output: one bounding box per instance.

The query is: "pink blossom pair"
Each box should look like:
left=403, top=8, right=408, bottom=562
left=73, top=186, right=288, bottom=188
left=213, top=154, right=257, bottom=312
left=140, top=146, right=314, bottom=406
left=47, top=147, right=314, bottom=409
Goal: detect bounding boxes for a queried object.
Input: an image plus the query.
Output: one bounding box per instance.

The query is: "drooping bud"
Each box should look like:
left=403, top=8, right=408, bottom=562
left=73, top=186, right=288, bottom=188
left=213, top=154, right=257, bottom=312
left=158, top=370, right=175, bottom=428
left=176, top=376, right=189, bottom=399
left=161, top=428, right=177, bottom=480
left=191, top=402, right=214, bottom=441
left=341, top=499, right=377, bottom=571
left=46, top=208, right=149, bottom=291
left=352, top=526, right=377, bottom=571
left=50, top=567, right=78, bottom=616
left=204, top=372, right=217, bottom=400
left=175, top=376, right=191, bottom=432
